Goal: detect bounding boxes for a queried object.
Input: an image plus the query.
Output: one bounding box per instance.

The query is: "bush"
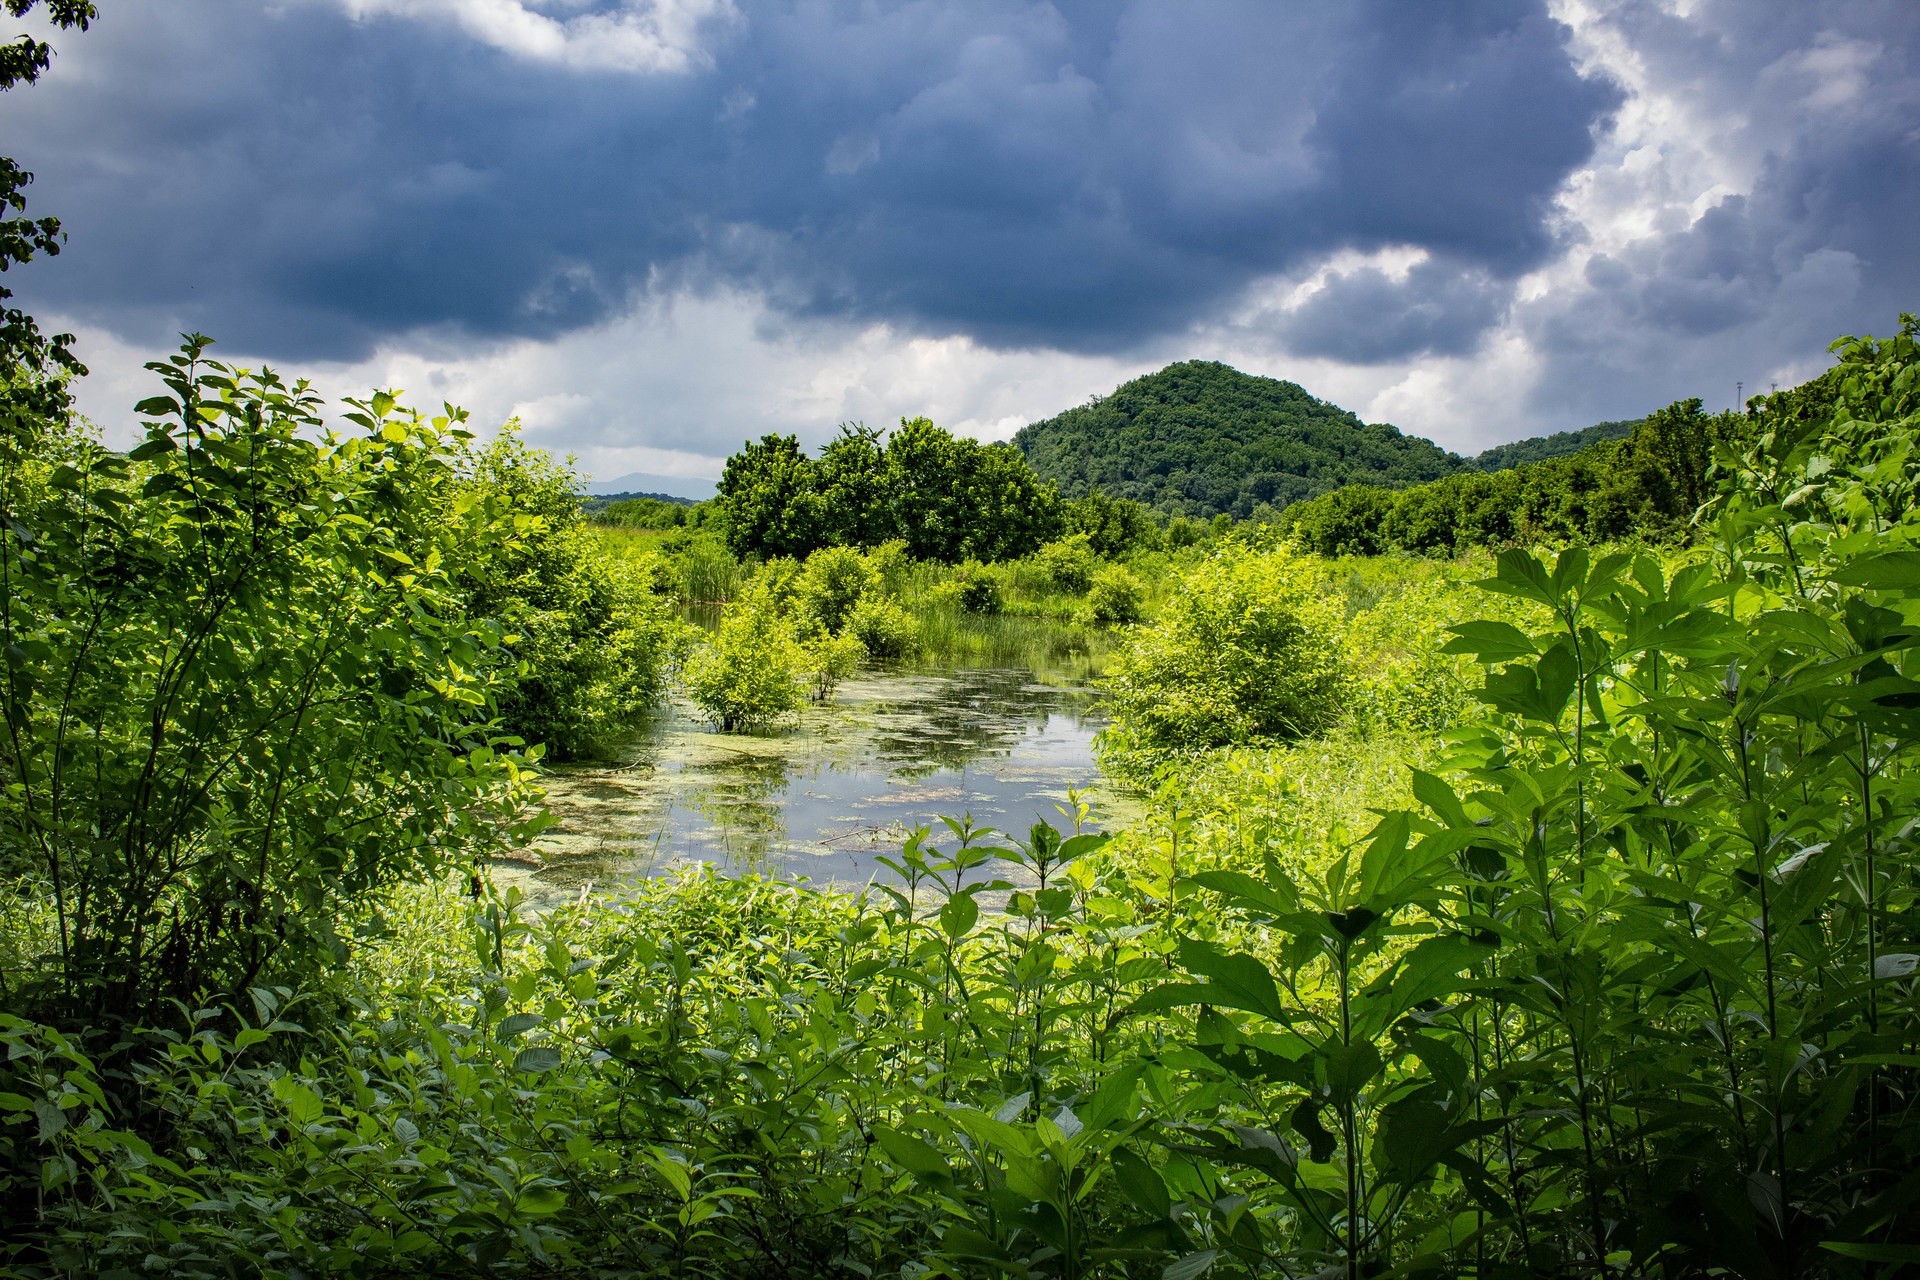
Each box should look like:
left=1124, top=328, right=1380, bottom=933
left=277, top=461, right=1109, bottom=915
left=1035, top=533, right=1097, bottom=593
left=1339, top=568, right=1513, bottom=734
left=455, top=430, right=681, bottom=760
left=681, top=582, right=805, bottom=730
left=1101, top=544, right=1345, bottom=753
left=803, top=628, right=866, bottom=701
left=1075, top=563, right=1146, bottom=626
left=794, top=545, right=875, bottom=634
left=952, top=562, right=1004, bottom=614
left=847, top=596, right=920, bottom=661
left=865, top=537, right=912, bottom=594
left=0, top=342, right=541, bottom=1029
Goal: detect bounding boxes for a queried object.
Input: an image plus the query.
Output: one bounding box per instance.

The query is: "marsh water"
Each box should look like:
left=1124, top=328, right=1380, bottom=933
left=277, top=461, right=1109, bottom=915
left=495, top=647, right=1138, bottom=902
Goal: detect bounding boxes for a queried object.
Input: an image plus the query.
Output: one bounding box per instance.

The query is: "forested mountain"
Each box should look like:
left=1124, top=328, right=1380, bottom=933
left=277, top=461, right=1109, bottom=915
left=1469, top=418, right=1638, bottom=471
left=1013, top=361, right=1465, bottom=519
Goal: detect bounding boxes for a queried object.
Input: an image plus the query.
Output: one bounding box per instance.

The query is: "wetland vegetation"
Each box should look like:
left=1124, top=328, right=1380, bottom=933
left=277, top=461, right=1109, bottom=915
left=10, top=317, right=1920, bottom=1277
left=4, top=17, right=1920, bottom=1271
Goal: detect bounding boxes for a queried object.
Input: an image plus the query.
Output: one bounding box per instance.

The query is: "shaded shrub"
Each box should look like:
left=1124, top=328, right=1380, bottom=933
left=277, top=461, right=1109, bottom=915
left=929, top=562, right=1004, bottom=614
left=1076, top=563, right=1146, bottom=626
left=1036, top=533, right=1097, bottom=593
left=847, top=596, right=919, bottom=661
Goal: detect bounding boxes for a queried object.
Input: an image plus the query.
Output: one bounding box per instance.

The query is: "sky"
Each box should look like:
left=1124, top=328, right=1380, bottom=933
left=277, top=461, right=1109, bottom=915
left=5, top=0, right=1918, bottom=496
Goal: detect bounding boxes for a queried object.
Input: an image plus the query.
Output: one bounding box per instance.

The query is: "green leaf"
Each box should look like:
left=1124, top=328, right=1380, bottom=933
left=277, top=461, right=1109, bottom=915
left=874, top=1126, right=951, bottom=1181
left=1410, top=770, right=1470, bottom=828
left=1873, top=954, right=1919, bottom=980
left=512, top=1047, right=562, bottom=1074
left=938, top=892, right=979, bottom=940
left=1356, top=934, right=1495, bottom=1037
left=1477, top=549, right=1554, bottom=606
left=1163, top=1249, right=1219, bottom=1280
left=1175, top=937, right=1288, bottom=1023
left=516, top=1184, right=567, bottom=1216
left=1822, top=1242, right=1920, bottom=1263
left=271, top=1078, right=323, bottom=1126
left=1831, top=552, right=1920, bottom=590
left=133, top=396, right=180, bottom=418
left=497, top=1012, right=544, bottom=1040
left=1440, top=620, right=1537, bottom=663
left=1110, top=1146, right=1170, bottom=1219
left=1187, top=868, right=1297, bottom=918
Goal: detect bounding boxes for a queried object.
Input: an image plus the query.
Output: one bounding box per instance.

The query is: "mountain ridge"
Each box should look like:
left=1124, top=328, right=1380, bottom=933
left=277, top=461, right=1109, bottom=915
left=1013, top=360, right=1635, bottom=521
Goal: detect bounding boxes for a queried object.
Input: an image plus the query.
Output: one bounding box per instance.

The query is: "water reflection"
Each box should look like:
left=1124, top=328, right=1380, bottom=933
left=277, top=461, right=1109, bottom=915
left=498, top=660, right=1136, bottom=900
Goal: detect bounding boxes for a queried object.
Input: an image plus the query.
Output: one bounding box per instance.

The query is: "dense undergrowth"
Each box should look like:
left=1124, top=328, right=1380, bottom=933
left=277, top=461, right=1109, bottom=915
left=5, top=317, right=1920, bottom=1277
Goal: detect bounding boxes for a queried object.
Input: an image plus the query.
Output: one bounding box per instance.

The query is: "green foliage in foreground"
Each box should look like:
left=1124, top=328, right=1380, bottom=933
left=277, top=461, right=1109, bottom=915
left=0, top=340, right=547, bottom=1031
left=7, top=318, right=1920, bottom=1278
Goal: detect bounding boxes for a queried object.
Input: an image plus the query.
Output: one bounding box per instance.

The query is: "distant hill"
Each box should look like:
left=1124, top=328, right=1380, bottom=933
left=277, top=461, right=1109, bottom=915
left=1013, top=361, right=1465, bottom=520
left=1471, top=419, right=1639, bottom=472
left=579, top=489, right=702, bottom=515
left=584, top=470, right=717, bottom=501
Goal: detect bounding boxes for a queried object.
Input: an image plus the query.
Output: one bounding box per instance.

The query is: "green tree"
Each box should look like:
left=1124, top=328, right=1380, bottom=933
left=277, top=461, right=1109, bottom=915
left=0, top=339, right=541, bottom=1029
left=1, top=2, right=96, bottom=423
left=716, top=434, right=826, bottom=559
left=814, top=422, right=891, bottom=547
left=1065, top=488, right=1158, bottom=557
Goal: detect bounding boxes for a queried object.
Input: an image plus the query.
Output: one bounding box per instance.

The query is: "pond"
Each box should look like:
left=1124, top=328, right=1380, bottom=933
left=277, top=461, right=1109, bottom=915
left=493, top=651, right=1140, bottom=902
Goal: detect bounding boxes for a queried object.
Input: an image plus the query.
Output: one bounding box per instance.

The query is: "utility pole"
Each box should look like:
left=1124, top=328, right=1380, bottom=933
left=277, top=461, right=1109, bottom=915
left=1736, top=381, right=1743, bottom=411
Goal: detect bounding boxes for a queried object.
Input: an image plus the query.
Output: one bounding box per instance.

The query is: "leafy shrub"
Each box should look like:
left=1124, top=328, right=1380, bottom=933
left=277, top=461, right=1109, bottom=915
left=681, top=582, right=805, bottom=730
left=865, top=537, right=912, bottom=594
left=802, top=628, right=865, bottom=701
left=0, top=341, right=541, bottom=1029
left=847, top=595, right=920, bottom=661
left=793, top=544, right=875, bottom=634
left=1075, top=562, right=1145, bottom=625
left=1101, top=543, right=1344, bottom=753
left=1035, top=533, right=1096, bottom=592
left=950, top=562, right=1003, bottom=614
left=455, top=429, right=681, bottom=760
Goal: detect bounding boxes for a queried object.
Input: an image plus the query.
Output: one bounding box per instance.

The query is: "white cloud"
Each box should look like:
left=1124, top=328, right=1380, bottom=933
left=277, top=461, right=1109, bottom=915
left=334, top=0, right=737, bottom=73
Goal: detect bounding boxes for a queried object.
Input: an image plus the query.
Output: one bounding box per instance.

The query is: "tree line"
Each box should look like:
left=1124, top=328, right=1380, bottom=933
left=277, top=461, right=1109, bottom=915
left=1276, top=383, right=1836, bottom=556
left=716, top=417, right=1164, bottom=563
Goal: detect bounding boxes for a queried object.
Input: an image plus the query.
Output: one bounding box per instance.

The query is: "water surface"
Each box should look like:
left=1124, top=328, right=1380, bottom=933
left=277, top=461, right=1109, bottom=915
left=497, top=658, right=1137, bottom=900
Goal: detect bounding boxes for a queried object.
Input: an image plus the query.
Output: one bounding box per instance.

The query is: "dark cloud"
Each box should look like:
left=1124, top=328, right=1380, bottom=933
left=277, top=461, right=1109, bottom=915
left=1, top=0, right=1616, bottom=361
left=1275, top=258, right=1508, bottom=363
left=1518, top=0, right=1920, bottom=425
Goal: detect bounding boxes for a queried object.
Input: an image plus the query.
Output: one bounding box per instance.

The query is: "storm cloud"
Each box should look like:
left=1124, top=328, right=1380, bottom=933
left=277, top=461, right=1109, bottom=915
left=3, top=0, right=1917, bottom=472
left=4, top=0, right=1616, bottom=359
